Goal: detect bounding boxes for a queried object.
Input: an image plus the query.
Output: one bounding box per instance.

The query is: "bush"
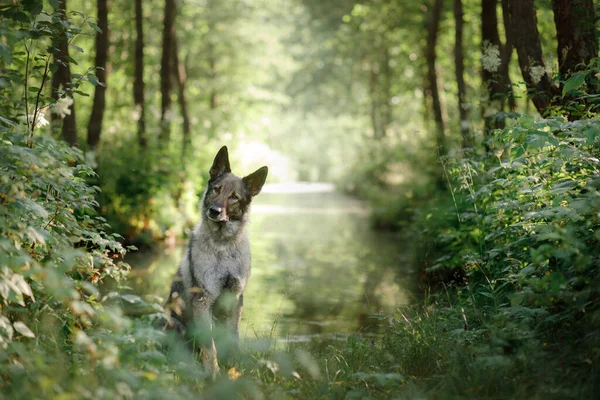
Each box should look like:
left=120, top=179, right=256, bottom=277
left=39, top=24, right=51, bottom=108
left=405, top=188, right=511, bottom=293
left=404, top=115, right=600, bottom=397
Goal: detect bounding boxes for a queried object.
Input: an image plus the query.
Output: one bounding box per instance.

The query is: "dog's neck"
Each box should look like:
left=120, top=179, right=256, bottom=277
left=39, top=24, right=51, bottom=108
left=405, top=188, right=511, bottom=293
left=199, top=213, right=249, bottom=245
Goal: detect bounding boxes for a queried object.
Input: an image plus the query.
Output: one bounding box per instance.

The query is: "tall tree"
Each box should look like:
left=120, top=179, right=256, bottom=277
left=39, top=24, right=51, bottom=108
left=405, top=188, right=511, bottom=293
left=505, top=0, right=555, bottom=115
left=86, top=0, right=108, bottom=150
left=454, top=0, right=469, bottom=149
left=425, top=0, right=447, bottom=156
left=172, top=35, right=191, bottom=151
left=551, top=0, right=598, bottom=75
left=134, top=0, right=146, bottom=148
left=481, top=0, right=515, bottom=140
left=159, top=0, right=176, bottom=142
left=51, top=0, right=77, bottom=146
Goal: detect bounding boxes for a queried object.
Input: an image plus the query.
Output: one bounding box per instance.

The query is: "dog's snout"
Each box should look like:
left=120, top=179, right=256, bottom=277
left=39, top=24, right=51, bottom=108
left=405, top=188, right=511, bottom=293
left=208, top=206, right=222, bottom=218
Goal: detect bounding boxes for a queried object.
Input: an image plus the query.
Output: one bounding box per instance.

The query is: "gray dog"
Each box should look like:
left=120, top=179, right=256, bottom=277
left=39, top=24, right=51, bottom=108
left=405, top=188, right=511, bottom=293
left=165, top=146, right=268, bottom=378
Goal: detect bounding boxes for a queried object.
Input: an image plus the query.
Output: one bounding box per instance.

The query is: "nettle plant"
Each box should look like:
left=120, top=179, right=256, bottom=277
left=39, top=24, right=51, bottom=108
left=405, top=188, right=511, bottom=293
left=0, top=0, right=101, bottom=139
left=430, top=114, right=600, bottom=337
left=0, top=3, right=172, bottom=397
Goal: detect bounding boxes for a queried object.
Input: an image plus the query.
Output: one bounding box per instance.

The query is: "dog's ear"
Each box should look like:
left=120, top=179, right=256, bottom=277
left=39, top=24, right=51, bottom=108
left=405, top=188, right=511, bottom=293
left=243, top=166, right=268, bottom=197
left=209, top=146, right=231, bottom=180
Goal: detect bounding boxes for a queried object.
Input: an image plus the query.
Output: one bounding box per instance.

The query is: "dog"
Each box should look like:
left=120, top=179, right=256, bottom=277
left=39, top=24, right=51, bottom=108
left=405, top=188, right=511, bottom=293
left=165, top=145, right=268, bottom=378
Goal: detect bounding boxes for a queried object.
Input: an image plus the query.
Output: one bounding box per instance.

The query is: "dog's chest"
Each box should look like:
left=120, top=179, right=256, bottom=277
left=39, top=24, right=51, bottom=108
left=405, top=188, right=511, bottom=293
left=190, top=239, right=250, bottom=296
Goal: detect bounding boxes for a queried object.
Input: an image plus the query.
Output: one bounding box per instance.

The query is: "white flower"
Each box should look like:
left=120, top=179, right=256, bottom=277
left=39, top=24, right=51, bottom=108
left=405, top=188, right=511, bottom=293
left=460, top=120, right=471, bottom=130
left=482, top=42, right=501, bottom=73
left=53, top=96, right=73, bottom=119
left=529, top=65, right=547, bottom=85
left=27, top=112, right=49, bottom=128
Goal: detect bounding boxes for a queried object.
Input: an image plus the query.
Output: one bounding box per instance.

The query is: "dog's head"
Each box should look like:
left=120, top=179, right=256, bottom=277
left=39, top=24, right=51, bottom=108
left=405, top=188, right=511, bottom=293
left=202, top=146, right=268, bottom=235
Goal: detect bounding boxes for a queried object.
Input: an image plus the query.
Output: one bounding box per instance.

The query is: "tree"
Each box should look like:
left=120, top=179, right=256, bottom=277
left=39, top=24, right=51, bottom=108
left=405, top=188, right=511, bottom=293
left=134, top=0, right=146, bottom=148
left=425, top=0, right=447, bottom=156
left=552, top=0, right=598, bottom=75
left=506, top=0, right=598, bottom=117
left=454, top=0, right=469, bottom=148
left=505, top=0, right=554, bottom=115
left=51, top=0, right=77, bottom=146
left=87, top=0, right=108, bottom=150
left=172, top=35, right=191, bottom=151
left=481, top=0, right=515, bottom=141
left=159, top=0, right=176, bottom=142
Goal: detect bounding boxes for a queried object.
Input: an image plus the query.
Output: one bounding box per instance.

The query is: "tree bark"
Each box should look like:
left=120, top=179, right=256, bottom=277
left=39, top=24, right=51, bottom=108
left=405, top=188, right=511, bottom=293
left=86, top=0, right=108, bottom=150
left=506, top=0, right=556, bottom=115
left=454, top=0, right=470, bottom=149
left=551, top=0, right=598, bottom=76
left=159, top=0, right=176, bottom=142
left=480, top=0, right=516, bottom=149
left=499, top=0, right=515, bottom=112
left=134, top=0, right=146, bottom=148
left=425, top=0, right=447, bottom=156
left=51, top=0, right=77, bottom=146
left=172, top=35, right=191, bottom=151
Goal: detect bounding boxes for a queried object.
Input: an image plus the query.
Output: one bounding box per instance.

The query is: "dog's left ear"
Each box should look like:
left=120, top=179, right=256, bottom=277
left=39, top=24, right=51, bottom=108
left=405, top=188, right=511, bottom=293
left=243, top=166, right=268, bottom=197
left=209, top=146, right=231, bottom=180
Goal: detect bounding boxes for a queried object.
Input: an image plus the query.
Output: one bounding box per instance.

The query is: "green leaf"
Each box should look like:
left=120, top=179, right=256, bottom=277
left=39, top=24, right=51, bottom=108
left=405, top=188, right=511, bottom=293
left=0, top=115, right=16, bottom=127
left=70, top=44, right=84, bottom=53
left=87, top=22, right=102, bottom=33
left=86, top=74, right=99, bottom=86
left=0, top=42, right=12, bottom=65
left=48, top=0, right=60, bottom=9
left=551, top=180, right=578, bottom=195
left=562, top=72, right=586, bottom=98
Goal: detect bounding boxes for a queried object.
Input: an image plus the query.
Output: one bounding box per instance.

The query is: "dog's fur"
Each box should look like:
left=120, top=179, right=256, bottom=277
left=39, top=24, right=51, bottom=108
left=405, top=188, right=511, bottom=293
left=165, top=146, right=267, bottom=377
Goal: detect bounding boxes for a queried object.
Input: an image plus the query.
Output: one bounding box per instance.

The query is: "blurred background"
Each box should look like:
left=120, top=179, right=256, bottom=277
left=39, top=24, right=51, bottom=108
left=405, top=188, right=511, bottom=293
left=2, top=0, right=600, bottom=398
left=28, top=0, right=562, bottom=246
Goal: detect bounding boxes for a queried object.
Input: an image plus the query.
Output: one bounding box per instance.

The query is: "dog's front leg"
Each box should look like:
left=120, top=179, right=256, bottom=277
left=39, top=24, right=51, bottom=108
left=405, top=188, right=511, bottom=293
left=192, top=298, right=220, bottom=379
left=230, top=294, right=243, bottom=341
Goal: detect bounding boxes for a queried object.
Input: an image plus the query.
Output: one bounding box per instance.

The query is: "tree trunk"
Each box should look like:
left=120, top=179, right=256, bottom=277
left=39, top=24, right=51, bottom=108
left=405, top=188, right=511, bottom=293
left=506, top=0, right=556, bottom=115
left=480, top=0, right=516, bottom=150
left=172, top=35, right=191, bottom=151
left=499, top=0, right=515, bottom=111
left=159, top=0, right=176, bottom=142
left=552, top=0, right=598, bottom=76
left=369, top=63, right=380, bottom=139
left=134, top=0, right=146, bottom=148
left=208, top=42, right=217, bottom=110
left=381, top=46, right=392, bottom=136
left=86, top=0, right=108, bottom=150
left=425, top=0, right=446, bottom=156
left=454, top=0, right=470, bottom=149
left=51, top=0, right=77, bottom=146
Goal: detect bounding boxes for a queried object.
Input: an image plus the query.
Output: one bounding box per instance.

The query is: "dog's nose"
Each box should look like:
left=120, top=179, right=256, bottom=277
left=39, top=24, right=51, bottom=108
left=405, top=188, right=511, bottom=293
left=208, top=206, right=222, bottom=218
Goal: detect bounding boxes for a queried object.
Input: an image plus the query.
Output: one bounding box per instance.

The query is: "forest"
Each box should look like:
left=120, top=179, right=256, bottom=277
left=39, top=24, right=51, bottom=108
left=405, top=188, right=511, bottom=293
left=1, top=0, right=599, bottom=398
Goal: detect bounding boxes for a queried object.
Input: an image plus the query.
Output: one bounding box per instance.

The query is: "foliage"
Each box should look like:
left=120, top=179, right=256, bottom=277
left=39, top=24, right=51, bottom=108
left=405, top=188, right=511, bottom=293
left=404, top=115, right=600, bottom=397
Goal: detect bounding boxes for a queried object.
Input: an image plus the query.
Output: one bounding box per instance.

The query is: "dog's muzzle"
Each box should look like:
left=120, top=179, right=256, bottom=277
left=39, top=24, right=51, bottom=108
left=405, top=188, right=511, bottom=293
left=207, top=206, right=229, bottom=222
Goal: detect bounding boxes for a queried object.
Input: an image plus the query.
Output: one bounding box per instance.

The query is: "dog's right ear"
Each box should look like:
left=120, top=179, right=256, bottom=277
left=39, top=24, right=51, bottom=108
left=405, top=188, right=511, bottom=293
left=209, top=146, right=231, bottom=180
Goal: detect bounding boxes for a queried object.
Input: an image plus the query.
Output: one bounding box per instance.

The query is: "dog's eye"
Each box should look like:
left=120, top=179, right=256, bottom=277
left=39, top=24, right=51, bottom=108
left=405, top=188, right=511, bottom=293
left=229, top=193, right=238, bottom=201
left=212, top=186, right=221, bottom=193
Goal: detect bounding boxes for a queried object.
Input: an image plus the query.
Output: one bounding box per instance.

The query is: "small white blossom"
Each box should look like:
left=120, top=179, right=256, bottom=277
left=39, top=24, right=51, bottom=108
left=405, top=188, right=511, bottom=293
left=482, top=42, right=501, bottom=73
left=460, top=120, right=471, bottom=130
left=53, top=96, right=73, bottom=119
left=595, top=72, right=600, bottom=80
left=27, top=112, right=49, bottom=128
left=529, top=65, right=547, bottom=85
